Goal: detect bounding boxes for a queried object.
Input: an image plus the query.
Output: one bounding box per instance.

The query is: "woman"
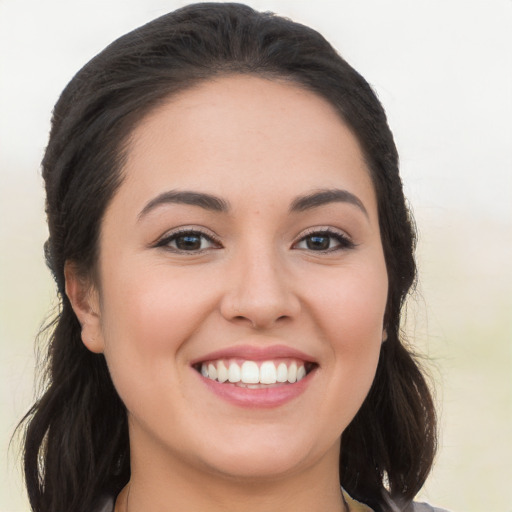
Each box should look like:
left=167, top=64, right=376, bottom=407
left=19, top=3, right=445, bottom=512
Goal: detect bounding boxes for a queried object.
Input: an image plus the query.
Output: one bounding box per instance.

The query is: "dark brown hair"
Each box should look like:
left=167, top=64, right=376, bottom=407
left=19, top=4, right=436, bottom=511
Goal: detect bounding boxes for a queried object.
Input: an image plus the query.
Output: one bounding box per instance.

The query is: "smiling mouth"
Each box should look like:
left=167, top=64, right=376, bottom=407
left=194, top=359, right=317, bottom=387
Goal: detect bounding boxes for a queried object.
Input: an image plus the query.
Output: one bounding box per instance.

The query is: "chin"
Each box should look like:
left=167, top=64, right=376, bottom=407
left=205, top=450, right=309, bottom=481
left=193, top=428, right=325, bottom=481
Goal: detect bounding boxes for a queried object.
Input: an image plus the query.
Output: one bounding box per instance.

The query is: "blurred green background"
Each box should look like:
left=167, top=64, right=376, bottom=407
left=1, top=0, right=510, bottom=511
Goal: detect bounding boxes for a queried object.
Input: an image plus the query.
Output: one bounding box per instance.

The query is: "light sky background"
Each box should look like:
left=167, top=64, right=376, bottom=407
left=1, top=1, right=511, bottom=511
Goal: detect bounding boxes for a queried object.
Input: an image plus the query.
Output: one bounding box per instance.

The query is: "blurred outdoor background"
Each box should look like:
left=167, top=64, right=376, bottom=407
left=1, top=0, right=510, bottom=511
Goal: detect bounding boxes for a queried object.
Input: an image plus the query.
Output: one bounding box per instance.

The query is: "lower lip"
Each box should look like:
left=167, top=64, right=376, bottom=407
left=196, top=370, right=315, bottom=408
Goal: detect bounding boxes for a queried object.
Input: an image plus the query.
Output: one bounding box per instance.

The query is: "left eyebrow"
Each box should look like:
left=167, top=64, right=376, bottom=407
left=289, top=188, right=369, bottom=218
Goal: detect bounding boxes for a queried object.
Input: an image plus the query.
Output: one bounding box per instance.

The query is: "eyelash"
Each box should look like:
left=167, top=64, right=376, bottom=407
left=155, top=228, right=221, bottom=253
left=293, top=228, right=355, bottom=253
left=154, top=227, right=355, bottom=254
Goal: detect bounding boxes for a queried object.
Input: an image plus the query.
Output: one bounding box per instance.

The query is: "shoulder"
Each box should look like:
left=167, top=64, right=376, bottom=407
left=344, top=489, right=451, bottom=512
left=388, top=495, right=451, bottom=512
left=408, top=502, right=451, bottom=512
left=91, top=494, right=115, bottom=512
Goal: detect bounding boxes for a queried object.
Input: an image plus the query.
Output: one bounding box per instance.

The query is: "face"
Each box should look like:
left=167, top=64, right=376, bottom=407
left=72, top=75, right=388, bottom=483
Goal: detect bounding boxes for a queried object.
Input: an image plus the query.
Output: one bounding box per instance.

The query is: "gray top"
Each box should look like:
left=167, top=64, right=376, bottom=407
left=396, top=500, right=450, bottom=512
left=408, top=504, right=450, bottom=512
left=382, top=492, right=450, bottom=512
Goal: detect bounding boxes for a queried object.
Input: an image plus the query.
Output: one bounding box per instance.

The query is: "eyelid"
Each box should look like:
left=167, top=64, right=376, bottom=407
left=153, top=226, right=222, bottom=252
left=292, top=226, right=356, bottom=251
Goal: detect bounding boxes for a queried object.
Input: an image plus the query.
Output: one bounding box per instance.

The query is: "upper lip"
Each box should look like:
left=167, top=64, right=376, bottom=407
left=190, top=343, right=317, bottom=365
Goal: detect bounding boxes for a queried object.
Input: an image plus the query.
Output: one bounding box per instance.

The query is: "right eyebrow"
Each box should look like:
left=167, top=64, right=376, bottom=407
left=138, top=190, right=230, bottom=220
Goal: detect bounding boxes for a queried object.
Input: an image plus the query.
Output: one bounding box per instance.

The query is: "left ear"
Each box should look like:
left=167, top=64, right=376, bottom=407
left=382, top=328, right=388, bottom=343
left=64, top=261, right=105, bottom=354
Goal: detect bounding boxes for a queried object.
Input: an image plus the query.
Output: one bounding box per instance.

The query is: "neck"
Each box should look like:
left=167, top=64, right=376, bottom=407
left=120, top=434, right=346, bottom=512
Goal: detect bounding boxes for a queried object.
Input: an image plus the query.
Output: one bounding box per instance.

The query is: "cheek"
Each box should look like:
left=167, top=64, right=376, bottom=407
left=304, top=258, right=387, bottom=405
left=97, top=263, right=217, bottom=385
left=310, top=260, right=388, bottom=345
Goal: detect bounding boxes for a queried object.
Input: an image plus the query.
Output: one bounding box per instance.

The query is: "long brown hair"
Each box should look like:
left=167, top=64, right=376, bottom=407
left=18, top=4, right=436, bottom=511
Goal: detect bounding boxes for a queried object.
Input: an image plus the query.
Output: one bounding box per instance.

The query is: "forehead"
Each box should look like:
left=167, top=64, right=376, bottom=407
left=119, top=74, right=376, bottom=216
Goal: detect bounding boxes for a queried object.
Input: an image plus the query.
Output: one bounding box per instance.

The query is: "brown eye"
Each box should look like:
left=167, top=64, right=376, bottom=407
left=174, top=234, right=203, bottom=251
left=305, top=235, right=331, bottom=251
left=157, top=230, right=220, bottom=253
left=294, top=230, right=355, bottom=252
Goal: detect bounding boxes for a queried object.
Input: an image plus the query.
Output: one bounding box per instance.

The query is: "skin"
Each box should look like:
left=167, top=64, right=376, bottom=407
left=66, top=75, right=388, bottom=512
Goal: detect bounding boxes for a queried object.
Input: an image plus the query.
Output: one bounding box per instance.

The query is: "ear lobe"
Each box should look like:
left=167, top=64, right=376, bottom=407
left=64, top=262, right=105, bottom=354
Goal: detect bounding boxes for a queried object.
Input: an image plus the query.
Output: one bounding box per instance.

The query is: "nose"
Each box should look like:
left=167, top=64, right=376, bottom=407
left=219, top=245, right=301, bottom=329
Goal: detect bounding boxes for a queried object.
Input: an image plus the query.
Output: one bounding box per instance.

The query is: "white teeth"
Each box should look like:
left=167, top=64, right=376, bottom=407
left=276, top=362, right=288, bottom=382
left=208, top=363, right=217, bottom=380
left=259, top=361, right=277, bottom=384
left=241, top=361, right=259, bottom=384
left=217, top=361, right=229, bottom=383
left=200, top=359, right=309, bottom=385
left=228, top=362, right=241, bottom=383
left=287, top=362, right=297, bottom=383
